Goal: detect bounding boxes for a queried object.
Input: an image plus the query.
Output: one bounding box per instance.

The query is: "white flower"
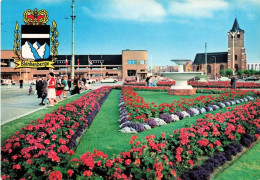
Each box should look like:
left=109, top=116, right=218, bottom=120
left=120, top=127, right=137, bottom=133
left=212, top=105, right=220, bottom=109
left=154, top=118, right=167, bottom=125
left=119, top=121, right=131, bottom=128
left=181, top=111, right=190, bottom=118
left=143, top=123, right=151, bottom=129
left=170, top=114, right=180, bottom=121
left=200, top=108, right=206, bottom=113
left=189, top=108, right=200, bottom=116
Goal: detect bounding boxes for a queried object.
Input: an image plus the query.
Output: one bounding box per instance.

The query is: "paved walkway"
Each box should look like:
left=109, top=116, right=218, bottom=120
left=1, top=81, right=123, bottom=125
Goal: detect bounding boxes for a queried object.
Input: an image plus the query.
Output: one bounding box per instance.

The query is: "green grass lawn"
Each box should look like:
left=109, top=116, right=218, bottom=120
left=213, top=140, right=260, bottom=180
left=1, top=91, right=89, bottom=144
left=72, top=90, right=251, bottom=159
left=137, top=91, right=217, bottom=104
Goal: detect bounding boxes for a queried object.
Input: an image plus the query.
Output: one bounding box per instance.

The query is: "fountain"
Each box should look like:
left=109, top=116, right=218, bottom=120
left=161, top=59, right=202, bottom=95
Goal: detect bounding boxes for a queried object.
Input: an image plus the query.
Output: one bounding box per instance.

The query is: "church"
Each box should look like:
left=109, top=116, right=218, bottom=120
left=192, top=18, right=247, bottom=77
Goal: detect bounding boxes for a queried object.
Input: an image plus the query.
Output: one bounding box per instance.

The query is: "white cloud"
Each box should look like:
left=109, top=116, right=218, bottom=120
left=168, top=0, right=229, bottom=18
left=82, top=0, right=167, bottom=22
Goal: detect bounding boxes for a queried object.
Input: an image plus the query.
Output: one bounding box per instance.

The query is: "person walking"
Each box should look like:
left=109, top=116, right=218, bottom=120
left=68, top=75, right=72, bottom=91
left=149, top=76, right=153, bottom=87
left=28, top=86, right=33, bottom=95
left=231, top=75, right=237, bottom=89
left=39, top=77, right=48, bottom=105
left=62, top=76, right=69, bottom=98
left=19, top=79, right=23, bottom=89
left=145, top=76, right=150, bottom=86
left=7, top=79, right=12, bottom=89
left=36, top=77, right=43, bottom=98
left=154, top=76, right=157, bottom=87
left=47, top=72, right=56, bottom=106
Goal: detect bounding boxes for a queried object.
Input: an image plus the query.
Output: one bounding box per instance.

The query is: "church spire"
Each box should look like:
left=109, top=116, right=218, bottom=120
left=230, top=18, right=244, bottom=32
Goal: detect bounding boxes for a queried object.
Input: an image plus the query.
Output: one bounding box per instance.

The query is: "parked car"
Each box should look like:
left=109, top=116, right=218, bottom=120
left=86, top=79, right=96, bottom=84
left=244, top=77, right=259, bottom=81
left=1, top=79, right=15, bottom=85
left=29, top=80, right=36, bottom=85
left=100, top=78, right=118, bottom=83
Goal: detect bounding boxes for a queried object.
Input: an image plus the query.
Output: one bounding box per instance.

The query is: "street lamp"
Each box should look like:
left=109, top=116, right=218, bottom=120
left=212, top=56, right=216, bottom=80
left=228, top=30, right=240, bottom=75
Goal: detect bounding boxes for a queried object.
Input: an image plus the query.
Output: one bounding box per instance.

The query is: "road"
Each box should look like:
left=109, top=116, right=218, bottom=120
left=1, top=81, right=123, bottom=124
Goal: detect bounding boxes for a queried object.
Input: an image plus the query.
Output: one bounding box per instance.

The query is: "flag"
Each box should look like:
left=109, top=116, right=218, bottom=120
left=77, top=58, right=79, bottom=69
left=88, top=56, right=93, bottom=66
left=65, top=57, right=68, bottom=66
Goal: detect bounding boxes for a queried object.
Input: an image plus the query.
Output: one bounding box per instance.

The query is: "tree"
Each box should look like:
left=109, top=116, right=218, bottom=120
left=244, top=70, right=250, bottom=76
left=224, top=69, right=233, bottom=77
left=220, top=69, right=225, bottom=76
left=237, top=70, right=244, bottom=76
left=249, top=69, right=256, bottom=75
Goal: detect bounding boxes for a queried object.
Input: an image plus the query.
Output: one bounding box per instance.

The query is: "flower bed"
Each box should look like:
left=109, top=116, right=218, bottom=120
left=123, top=82, right=146, bottom=86
left=188, top=81, right=260, bottom=89
left=118, top=87, right=258, bottom=133
left=9, top=99, right=258, bottom=180
left=1, top=87, right=112, bottom=180
left=157, top=81, right=175, bottom=86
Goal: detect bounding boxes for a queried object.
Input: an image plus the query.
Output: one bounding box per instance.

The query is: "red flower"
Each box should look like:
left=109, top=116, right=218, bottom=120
left=44, top=139, right=50, bottom=144
left=67, top=169, right=74, bottom=177
left=129, top=140, right=134, bottom=145
left=171, top=169, right=176, bottom=177
left=83, top=170, right=92, bottom=177
left=12, top=164, right=21, bottom=170
left=175, top=154, right=182, bottom=162
left=187, top=150, right=193, bottom=154
left=214, top=140, right=221, bottom=147
left=188, top=160, right=194, bottom=166
left=155, top=171, right=163, bottom=180
left=125, top=159, right=131, bottom=166
left=209, top=143, right=214, bottom=148
left=49, top=171, right=62, bottom=180
left=41, top=167, right=45, bottom=172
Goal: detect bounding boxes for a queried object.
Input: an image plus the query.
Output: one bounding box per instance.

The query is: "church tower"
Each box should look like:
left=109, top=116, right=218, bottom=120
left=227, top=18, right=246, bottom=72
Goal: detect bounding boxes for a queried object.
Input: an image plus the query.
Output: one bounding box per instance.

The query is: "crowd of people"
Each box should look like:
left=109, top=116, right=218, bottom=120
left=25, top=72, right=92, bottom=106
left=145, top=76, right=157, bottom=87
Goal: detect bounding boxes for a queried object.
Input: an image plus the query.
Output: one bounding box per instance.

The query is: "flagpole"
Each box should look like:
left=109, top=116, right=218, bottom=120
left=66, top=56, right=67, bottom=76
left=101, top=54, right=102, bottom=80
left=88, top=55, right=90, bottom=79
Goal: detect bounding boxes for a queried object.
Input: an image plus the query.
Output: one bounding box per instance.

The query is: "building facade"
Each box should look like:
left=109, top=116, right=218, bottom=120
left=1, top=49, right=148, bottom=83
left=193, top=18, right=247, bottom=76
left=247, top=63, right=260, bottom=71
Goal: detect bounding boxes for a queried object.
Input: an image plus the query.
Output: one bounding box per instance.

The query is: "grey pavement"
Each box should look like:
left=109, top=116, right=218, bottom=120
left=1, top=81, right=123, bottom=125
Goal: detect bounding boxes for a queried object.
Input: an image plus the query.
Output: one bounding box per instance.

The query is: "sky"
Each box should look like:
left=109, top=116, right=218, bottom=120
left=1, top=0, right=260, bottom=67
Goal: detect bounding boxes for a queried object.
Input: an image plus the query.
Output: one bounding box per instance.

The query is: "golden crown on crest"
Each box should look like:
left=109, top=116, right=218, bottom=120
left=23, top=8, right=49, bottom=25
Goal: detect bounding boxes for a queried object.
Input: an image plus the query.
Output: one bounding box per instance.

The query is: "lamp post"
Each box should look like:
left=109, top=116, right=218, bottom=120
left=228, top=30, right=239, bottom=75
left=212, top=56, right=216, bottom=80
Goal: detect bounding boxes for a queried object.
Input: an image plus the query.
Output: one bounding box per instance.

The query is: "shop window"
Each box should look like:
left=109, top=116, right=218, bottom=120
left=127, top=70, right=136, bottom=76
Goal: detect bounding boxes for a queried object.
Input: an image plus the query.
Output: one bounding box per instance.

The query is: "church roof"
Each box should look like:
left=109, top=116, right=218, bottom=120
left=193, top=52, right=228, bottom=65
left=230, top=18, right=244, bottom=32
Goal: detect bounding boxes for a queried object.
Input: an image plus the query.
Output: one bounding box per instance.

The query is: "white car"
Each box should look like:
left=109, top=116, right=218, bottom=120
left=86, top=79, right=96, bottom=84
left=100, top=78, right=118, bottom=83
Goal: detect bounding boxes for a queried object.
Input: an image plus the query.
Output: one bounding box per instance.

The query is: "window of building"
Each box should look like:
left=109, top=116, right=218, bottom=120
left=127, top=70, right=136, bottom=76
left=140, top=60, right=145, bottom=64
left=106, top=67, right=118, bottom=70
left=235, top=64, right=239, bottom=72
left=37, top=67, right=49, bottom=70
left=235, top=55, right=237, bottom=61
left=140, top=69, right=145, bottom=72
left=207, top=65, right=211, bottom=74
left=127, top=60, right=137, bottom=64
left=237, top=34, right=240, bottom=38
